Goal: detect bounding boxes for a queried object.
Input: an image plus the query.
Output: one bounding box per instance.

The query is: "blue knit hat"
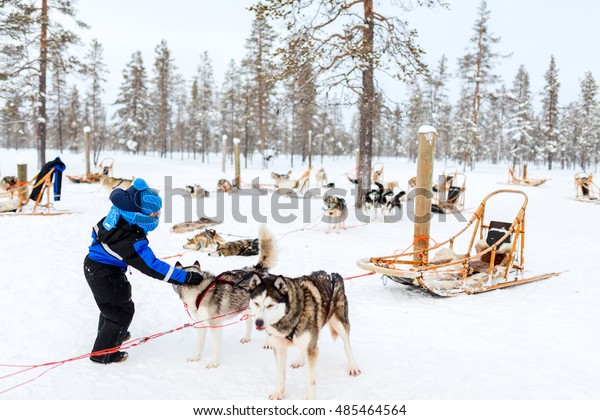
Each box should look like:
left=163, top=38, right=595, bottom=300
left=109, top=178, right=162, bottom=215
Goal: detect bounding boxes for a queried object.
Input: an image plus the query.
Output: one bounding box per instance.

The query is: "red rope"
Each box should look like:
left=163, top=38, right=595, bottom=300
left=0, top=270, right=377, bottom=395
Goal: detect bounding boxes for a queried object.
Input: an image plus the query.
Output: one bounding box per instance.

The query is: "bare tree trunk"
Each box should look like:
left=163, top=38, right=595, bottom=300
left=356, top=0, right=375, bottom=209
left=37, top=0, right=48, bottom=168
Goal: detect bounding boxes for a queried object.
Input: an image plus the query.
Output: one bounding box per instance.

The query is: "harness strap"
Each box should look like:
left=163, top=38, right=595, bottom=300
left=286, top=274, right=336, bottom=343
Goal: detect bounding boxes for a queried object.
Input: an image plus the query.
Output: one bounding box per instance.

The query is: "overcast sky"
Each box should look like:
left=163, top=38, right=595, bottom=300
left=75, top=0, right=598, bottom=112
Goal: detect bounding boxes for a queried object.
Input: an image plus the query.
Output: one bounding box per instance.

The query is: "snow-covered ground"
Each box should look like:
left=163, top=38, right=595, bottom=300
left=0, top=148, right=598, bottom=405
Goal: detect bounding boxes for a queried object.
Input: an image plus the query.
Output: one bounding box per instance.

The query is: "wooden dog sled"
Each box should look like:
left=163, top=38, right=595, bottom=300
left=508, top=165, right=547, bottom=187
left=0, top=168, right=71, bottom=216
left=574, top=172, right=599, bottom=202
left=357, top=190, right=560, bottom=297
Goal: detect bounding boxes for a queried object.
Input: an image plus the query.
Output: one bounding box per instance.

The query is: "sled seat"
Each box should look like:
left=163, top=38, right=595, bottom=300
left=472, top=221, right=513, bottom=269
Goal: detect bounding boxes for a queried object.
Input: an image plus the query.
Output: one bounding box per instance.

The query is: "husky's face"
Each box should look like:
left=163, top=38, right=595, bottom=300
left=248, top=274, right=288, bottom=331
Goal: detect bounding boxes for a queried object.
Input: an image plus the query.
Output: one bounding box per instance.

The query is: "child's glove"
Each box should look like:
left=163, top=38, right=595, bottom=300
left=183, top=272, right=203, bottom=285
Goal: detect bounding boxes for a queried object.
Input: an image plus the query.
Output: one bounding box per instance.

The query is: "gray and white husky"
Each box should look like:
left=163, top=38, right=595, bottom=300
left=173, top=225, right=276, bottom=368
left=248, top=270, right=361, bottom=400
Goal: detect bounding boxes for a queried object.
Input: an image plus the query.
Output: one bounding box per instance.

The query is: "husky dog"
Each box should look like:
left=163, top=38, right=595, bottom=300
left=185, top=184, right=208, bottom=197
left=382, top=190, right=406, bottom=215
left=173, top=226, right=276, bottom=368
left=408, top=176, right=417, bottom=189
left=217, top=179, right=232, bottom=192
left=100, top=174, right=134, bottom=191
left=372, top=169, right=383, bottom=183
left=315, top=167, right=328, bottom=187
left=382, top=180, right=399, bottom=191
left=248, top=270, right=361, bottom=400
left=171, top=217, right=221, bottom=234
left=322, top=195, right=347, bottom=234
left=271, top=170, right=292, bottom=183
left=209, top=238, right=259, bottom=257
left=183, top=229, right=226, bottom=251
left=364, top=182, right=386, bottom=220
left=1, top=176, right=17, bottom=191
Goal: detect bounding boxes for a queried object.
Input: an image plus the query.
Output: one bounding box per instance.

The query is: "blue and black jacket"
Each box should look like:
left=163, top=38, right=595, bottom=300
left=88, top=217, right=190, bottom=284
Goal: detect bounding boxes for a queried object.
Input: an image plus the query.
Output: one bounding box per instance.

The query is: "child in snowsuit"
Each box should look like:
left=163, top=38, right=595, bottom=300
left=84, top=178, right=202, bottom=364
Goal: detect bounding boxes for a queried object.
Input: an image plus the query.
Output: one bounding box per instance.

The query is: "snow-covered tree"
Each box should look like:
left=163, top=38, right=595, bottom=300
left=457, top=0, right=504, bottom=169
left=507, top=65, right=535, bottom=167
left=83, top=38, right=108, bottom=163
left=242, top=16, right=278, bottom=166
left=578, top=71, right=599, bottom=170
left=424, top=55, right=453, bottom=162
left=404, top=80, right=427, bottom=161
left=113, top=51, right=151, bottom=154
left=151, top=40, right=176, bottom=158
left=541, top=55, right=560, bottom=169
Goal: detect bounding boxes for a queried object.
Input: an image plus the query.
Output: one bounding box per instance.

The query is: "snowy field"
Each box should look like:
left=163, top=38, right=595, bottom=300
left=0, top=148, right=599, bottom=405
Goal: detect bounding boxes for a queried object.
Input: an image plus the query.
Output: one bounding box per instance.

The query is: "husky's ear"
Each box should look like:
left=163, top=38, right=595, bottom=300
left=274, top=276, right=288, bottom=294
left=248, top=273, right=262, bottom=290
left=174, top=261, right=183, bottom=269
left=193, top=260, right=201, bottom=269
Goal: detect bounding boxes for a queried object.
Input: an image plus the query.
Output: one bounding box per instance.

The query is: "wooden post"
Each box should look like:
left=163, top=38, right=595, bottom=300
left=233, top=137, right=241, bottom=190
left=84, top=126, right=91, bottom=175
left=17, top=163, right=29, bottom=202
left=413, top=126, right=437, bottom=263
left=222, top=134, right=227, bottom=173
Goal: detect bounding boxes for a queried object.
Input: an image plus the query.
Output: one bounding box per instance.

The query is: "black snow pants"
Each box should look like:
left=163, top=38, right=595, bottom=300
left=84, top=256, right=135, bottom=361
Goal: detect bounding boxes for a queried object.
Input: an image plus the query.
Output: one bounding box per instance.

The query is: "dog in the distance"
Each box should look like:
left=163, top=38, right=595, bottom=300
left=208, top=238, right=259, bottom=257
left=100, top=174, right=134, bottom=191
left=185, top=184, right=208, bottom=197
left=183, top=229, right=226, bottom=251
left=322, top=194, right=347, bottom=233
left=1, top=176, right=17, bottom=191
left=382, top=190, right=406, bottom=215
left=315, top=167, right=328, bottom=187
left=248, top=270, right=361, bottom=400
left=217, top=179, right=232, bottom=192
left=271, top=170, right=292, bottom=183
left=364, top=182, right=387, bottom=220
left=173, top=226, right=276, bottom=368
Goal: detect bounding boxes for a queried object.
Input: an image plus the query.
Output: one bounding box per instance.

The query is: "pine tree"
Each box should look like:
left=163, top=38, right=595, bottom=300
left=507, top=65, right=535, bottom=168
left=541, top=55, right=560, bottom=169
left=242, top=16, right=278, bottom=167
left=457, top=0, right=503, bottom=170
left=1, top=96, right=29, bottom=149
left=113, top=51, right=151, bottom=154
left=196, top=51, right=215, bottom=160
left=64, top=84, right=81, bottom=152
left=578, top=71, right=599, bottom=170
left=452, top=87, right=477, bottom=167
left=83, top=39, right=108, bottom=164
left=220, top=60, right=243, bottom=159
left=250, top=0, right=444, bottom=205
left=152, top=40, right=175, bottom=158
left=483, top=85, right=509, bottom=164
left=0, top=0, right=87, bottom=167
left=404, top=80, right=427, bottom=161
left=424, top=55, right=452, bottom=162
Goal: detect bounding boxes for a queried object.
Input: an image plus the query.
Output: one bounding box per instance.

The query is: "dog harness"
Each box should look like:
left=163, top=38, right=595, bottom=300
left=283, top=273, right=336, bottom=342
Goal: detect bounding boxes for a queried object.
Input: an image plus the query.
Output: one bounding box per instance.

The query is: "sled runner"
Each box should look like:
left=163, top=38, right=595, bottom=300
left=431, top=167, right=466, bottom=213
left=574, top=172, right=599, bottom=202
left=357, top=189, right=560, bottom=297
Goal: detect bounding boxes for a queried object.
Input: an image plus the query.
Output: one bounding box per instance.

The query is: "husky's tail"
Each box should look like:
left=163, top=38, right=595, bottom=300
left=255, top=225, right=276, bottom=270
